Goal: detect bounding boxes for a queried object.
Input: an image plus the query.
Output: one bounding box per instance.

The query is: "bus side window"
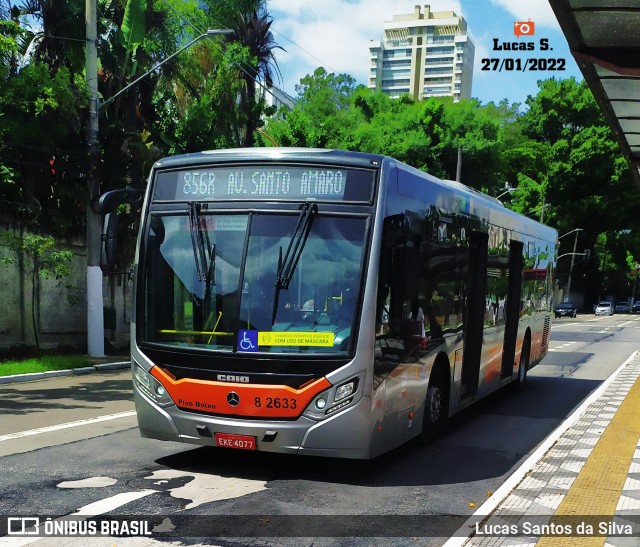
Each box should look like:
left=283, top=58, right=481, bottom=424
left=375, top=214, right=424, bottom=357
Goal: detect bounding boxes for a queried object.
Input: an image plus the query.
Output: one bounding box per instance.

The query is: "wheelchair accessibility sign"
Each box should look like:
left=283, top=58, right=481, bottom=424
left=238, top=330, right=258, bottom=352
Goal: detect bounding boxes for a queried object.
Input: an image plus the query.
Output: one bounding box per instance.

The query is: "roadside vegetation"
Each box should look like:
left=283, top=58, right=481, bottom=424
left=0, top=354, right=95, bottom=377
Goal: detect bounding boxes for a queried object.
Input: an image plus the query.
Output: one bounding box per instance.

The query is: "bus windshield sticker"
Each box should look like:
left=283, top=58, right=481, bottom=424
left=211, top=216, right=247, bottom=231
left=153, top=166, right=375, bottom=202
left=258, top=332, right=334, bottom=347
left=238, top=330, right=258, bottom=352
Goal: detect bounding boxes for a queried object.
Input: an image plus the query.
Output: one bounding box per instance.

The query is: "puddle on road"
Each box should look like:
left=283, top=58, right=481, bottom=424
left=144, top=469, right=267, bottom=509
left=57, top=476, right=118, bottom=488
left=53, top=469, right=267, bottom=512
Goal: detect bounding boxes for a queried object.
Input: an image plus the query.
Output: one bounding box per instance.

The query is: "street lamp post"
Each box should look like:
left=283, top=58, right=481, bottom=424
left=558, top=228, right=583, bottom=302
left=100, top=29, right=234, bottom=109
left=84, top=6, right=232, bottom=356
left=496, top=185, right=516, bottom=200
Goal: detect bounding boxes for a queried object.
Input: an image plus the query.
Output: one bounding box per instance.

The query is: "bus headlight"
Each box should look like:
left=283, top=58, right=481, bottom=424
left=134, top=364, right=173, bottom=407
left=335, top=379, right=357, bottom=402
left=303, top=377, right=360, bottom=420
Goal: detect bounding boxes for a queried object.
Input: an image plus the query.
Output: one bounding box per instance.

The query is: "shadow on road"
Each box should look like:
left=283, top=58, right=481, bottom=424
left=154, top=374, right=601, bottom=489
left=0, top=378, right=133, bottom=415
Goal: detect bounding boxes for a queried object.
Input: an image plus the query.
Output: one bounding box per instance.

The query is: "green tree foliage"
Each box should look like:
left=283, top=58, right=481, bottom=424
left=0, top=16, right=22, bottom=81
left=263, top=69, right=640, bottom=304
left=153, top=42, right=254, bottom=152
left=0, top=62, right=86, bottom=229
left=200, top=0, right=283, bottom=147
left=1, top=0, right=282, bottom=236
left=119, top=0, right=147, bottom=51
left=519, top=78, right=640, bottom=302
left=518, top=78, right=637, bottom=230
left=265, top=68, right=358, bottom=148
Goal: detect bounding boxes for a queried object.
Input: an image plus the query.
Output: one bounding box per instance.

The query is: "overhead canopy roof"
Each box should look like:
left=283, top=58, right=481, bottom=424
left=548, top=0, right=640, bottom=188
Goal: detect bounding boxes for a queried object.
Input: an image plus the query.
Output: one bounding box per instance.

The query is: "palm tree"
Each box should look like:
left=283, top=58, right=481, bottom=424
left=235, top=7, right=283, bottom=146
left=12, top=0, right=86, bottom=75
left=209, top=0, right=283, bottom=147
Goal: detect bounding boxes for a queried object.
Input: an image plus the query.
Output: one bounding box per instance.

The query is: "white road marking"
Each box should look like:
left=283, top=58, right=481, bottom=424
left=548, top=341, right=577, bottom=352
left=551, top=321, right=579, bottom=328
left=0, top=412, right=136, bottom=442
left=72, top=490, right=158, bottom=516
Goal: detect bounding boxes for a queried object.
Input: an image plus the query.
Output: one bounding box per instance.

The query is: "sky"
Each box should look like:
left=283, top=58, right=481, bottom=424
left=268, top=0, right=584, bottom=106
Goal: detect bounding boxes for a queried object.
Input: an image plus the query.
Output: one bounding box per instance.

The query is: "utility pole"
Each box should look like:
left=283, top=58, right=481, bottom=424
left=86, top=0, right=104, bottom=357
left=559, top=228, right=583, bottom=303
left=82, top=23, right=232, bottom=357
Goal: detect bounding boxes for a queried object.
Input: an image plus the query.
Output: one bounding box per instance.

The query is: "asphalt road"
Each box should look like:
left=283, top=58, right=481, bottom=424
left=1, top=313, right=639, bottom=547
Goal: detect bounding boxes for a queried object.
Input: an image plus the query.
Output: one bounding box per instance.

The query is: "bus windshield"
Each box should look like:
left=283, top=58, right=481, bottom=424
left=142, top=210, right=367, bottom=355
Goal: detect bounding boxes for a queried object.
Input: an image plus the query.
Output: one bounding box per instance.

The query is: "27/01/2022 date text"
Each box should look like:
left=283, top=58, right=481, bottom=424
left=481, top=58, right=566, bottom=71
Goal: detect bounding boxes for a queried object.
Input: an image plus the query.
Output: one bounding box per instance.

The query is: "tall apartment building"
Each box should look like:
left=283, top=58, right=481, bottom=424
left=369, top=5, right=475, bottom=101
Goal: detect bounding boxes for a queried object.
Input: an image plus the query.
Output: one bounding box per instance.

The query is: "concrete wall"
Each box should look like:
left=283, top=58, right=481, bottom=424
left=0, top=224, right=130, bottom=355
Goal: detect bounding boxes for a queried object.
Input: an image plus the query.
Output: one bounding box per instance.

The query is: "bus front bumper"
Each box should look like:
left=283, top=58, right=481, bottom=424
left=133, top=389, right=372, bottom=459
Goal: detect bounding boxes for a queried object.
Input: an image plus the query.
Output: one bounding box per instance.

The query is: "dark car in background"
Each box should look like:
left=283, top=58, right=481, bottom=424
left=615, top=302, right=630, bottom=313
left=554, top=301, right=578, bottom=318
left=633, top=301, right=640, bottom=313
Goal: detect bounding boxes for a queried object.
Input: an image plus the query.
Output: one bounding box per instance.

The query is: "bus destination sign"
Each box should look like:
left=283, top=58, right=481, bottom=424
left=153, top=165, right=375, bottom=203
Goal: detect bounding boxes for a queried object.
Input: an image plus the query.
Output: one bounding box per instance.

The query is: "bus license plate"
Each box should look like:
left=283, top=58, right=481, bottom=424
left=215, top=433, right=256, bottom=450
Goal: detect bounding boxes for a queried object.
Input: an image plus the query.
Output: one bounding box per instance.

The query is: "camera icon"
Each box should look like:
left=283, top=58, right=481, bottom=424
left=7, top=517, right=40, bottom=535
left=514, top=19, right=535, bottom=37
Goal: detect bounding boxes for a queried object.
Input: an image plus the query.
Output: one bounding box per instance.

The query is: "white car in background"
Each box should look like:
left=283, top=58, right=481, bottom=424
left=594, top=302, right=614, bottom=316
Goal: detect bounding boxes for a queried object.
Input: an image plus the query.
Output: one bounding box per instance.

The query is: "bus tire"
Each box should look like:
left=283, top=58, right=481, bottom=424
left=421, top=368, right=448, bottom=444
left=512, top=337, right=530, bottom=393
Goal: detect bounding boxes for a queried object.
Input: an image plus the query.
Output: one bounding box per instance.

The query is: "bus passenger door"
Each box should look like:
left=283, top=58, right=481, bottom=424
left=501, top=240, right=524, bottom=378
left=461, top=231, right=488, bottom=398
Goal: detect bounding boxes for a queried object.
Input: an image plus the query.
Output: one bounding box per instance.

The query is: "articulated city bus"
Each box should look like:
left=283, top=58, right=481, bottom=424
left=131, top=148, right=556, bottom=459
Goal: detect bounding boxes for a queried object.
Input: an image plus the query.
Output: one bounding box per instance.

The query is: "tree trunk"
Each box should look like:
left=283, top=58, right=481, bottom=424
left=31, top=252, right=40, bottom=353
left=243, top=76, right=257, bottom=147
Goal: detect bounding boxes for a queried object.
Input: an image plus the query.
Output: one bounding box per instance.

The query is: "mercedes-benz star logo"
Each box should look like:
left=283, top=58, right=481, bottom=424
left=227, top=391, right=240, bottom=407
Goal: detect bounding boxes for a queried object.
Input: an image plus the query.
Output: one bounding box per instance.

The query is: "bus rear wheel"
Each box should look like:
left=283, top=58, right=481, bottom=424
left=421, top=371, right=447, bottom=443
left=512, top=338, right=530, bottom=393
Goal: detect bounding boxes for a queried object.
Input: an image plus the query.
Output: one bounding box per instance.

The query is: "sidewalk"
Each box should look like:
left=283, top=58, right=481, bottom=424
left=0, top=355, right=130, bottom=385
left=445, top=350, right=640, bottom=547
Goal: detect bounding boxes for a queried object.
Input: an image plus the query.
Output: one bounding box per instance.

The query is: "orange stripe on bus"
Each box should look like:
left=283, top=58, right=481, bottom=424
left=150, top=366, right=331, bottom=419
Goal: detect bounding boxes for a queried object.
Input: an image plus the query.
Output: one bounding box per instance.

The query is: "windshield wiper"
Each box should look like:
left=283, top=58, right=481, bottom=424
left=187, top=202, right=215, bottom=284
left=271, top=202, right=318, bottom=324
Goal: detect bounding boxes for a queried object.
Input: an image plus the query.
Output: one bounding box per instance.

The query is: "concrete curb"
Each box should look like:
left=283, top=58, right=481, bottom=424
left=0, top=360, right=131, bottom=385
